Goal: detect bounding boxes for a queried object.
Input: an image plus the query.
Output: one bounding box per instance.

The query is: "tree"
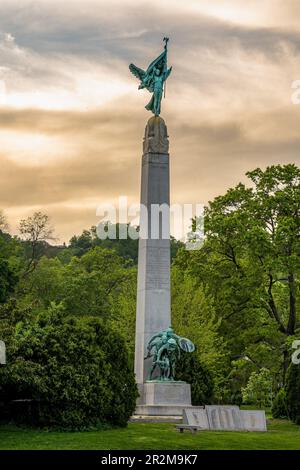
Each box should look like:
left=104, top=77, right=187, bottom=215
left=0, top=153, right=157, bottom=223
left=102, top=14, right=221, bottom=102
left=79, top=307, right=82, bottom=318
left=0, top=211, right=8, bottom=233
left=24, top=247, right=135, bottom=319
left=69, top=224, right=138, bottom=262
left=0, top=303, right=138, bottom=429
left=176, top=354, right=214, bottom=405
left=272, top=388, right=288, bottom=419
left=285, top=363, right=300, bottom=424
left=0, top=259, right=17, bottom=304
left=171, top=264, right=226, bottom=399
left=19, top=212, right=55, bottom=274
left=0, top=230, right=21, bottom=303
left=192, top=164, right=299, bottom=385
left=69, top=224, right=184, bottom=264
left=241, top=368, right=273, bottom=408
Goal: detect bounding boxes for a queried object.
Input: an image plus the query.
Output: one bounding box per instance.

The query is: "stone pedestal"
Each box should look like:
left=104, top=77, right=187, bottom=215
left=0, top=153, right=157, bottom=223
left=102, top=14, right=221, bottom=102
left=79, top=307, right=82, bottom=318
left=135, top=382, right=192, bottom=417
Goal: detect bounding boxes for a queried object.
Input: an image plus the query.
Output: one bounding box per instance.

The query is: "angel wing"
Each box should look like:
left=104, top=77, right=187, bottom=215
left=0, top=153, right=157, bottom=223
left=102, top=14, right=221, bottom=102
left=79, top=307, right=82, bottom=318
left=129, top=63, right=146, bottom=82
left=129, top=63, right=155, bottom=93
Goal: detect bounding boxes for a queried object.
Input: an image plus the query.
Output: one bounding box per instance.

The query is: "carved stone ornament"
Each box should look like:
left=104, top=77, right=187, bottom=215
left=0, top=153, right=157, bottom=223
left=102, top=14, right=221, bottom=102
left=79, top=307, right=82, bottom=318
left=143, top=116, right=169, bottom=155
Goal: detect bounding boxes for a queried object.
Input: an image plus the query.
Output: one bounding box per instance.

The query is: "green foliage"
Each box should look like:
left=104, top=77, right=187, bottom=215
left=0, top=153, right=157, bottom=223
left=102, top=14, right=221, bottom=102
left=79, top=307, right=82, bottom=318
left=176, top=353, right=214, bottom=405
left=174, top=164, right=300, bottom=398
left=0, top=304, right=138, bottom=429
left=69, top=224, right=184, bottom=264
left=1, top=419, right=300, bottom=450
left=285, top=363, right=300, bottom=424
left=109, top=272, right=137, bottom=363
left=23, top=247, right=135, bottom=318
left=0, top=232, right=21, bottom=303
left=241, top=368, right=273, bottom=408
left=0, top=258, right=17, bottom=303
left=1, top=163, right=300, bottom=430
left=0, top=300, right=33, bottom=345
left=69, top=225, right=138, bottom=262
left=272, top=389, right=288, bottom=419
left=171, top=265, right=226, bottom=397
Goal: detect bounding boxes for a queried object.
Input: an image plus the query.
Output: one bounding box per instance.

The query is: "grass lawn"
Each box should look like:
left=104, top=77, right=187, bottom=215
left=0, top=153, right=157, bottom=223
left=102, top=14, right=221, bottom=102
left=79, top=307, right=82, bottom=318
left=0, top=419, right=299, bottom=450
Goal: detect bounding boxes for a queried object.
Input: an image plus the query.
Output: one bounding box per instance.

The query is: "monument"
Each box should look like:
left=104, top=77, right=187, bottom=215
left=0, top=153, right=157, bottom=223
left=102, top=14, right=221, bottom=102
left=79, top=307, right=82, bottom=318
left=129, top=39, right=267, bottom=430
left=130, top=38, right=194, bottom=419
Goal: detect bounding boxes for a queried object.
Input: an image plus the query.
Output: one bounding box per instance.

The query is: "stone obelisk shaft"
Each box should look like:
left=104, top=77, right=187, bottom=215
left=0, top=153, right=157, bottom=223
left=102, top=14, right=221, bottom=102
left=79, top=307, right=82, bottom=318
left=135, top=116, right=171, bottom=384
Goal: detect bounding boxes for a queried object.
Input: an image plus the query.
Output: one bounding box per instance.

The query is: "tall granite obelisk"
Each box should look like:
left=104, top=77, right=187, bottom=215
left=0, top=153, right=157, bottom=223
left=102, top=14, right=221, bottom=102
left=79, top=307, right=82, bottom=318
left=134, top=116, right=192, bottom=417
left=134, top=115, right=171, bottom=386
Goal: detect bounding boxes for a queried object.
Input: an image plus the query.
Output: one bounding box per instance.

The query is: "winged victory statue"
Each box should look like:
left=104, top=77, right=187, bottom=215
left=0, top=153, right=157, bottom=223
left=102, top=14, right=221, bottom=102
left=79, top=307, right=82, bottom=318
left=129, top=37, right=172, bottom=116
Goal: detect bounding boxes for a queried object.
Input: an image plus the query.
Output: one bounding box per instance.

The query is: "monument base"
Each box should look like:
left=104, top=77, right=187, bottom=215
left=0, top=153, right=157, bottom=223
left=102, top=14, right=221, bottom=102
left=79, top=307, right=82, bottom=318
left=133, top=381, right=191, bottom=420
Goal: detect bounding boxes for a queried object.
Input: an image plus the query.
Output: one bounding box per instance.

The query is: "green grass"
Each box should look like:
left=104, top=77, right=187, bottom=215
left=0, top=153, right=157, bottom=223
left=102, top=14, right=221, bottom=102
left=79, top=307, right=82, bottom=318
left=0, top=419, right=299, bottom=450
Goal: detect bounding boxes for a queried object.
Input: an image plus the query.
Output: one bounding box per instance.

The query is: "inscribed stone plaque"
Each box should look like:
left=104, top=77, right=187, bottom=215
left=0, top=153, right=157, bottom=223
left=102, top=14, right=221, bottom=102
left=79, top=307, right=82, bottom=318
left=206, top=405, right=244, bottom=431
left=240, top=410, right=267, bottom=432
left=146, top=246, right=170, bottom=290
left=182, top=407, right=209, bottom=429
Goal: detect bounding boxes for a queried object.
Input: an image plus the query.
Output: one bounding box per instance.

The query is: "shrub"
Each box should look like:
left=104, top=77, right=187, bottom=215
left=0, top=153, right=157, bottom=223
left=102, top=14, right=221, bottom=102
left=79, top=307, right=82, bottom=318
left=272, top=389, right=288, bottom=419
left=176, top=353, right=214, bottom=405
left=0, top=304, right=138, bottom=429
left=241, top=368, right=272, bottom=408
left=0, top=258, right=17, bottom=303
left=285, top=363, right=300, bottom=424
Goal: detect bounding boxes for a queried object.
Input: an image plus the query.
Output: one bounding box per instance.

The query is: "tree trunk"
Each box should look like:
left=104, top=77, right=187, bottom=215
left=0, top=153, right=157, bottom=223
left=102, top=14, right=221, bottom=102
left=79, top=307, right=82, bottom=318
left=282, top=348, right=290, bottom=385
left=287, top=273, right=296, bottom=335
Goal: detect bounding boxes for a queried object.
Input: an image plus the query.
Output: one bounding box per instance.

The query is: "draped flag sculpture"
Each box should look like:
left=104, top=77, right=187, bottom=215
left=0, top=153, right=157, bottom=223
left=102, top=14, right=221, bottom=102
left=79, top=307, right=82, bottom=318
left=129, top=37, right=172, bottom=116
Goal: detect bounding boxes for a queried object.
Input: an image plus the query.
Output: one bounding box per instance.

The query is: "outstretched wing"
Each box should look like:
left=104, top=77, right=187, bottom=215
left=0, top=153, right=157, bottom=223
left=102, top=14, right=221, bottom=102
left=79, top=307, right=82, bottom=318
left=129, top=63, right=146, bottom=82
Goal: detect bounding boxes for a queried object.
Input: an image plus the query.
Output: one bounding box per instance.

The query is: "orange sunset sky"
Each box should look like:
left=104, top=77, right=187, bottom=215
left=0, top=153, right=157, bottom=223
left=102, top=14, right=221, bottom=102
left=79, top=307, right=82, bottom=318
left=0, top=0, right=300, bottom=242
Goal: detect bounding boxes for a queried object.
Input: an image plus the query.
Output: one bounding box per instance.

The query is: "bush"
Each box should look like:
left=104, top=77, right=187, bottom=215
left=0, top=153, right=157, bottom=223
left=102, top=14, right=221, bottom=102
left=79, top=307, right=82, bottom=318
left=241, top=368, right=272, bottom=408
left=285, top=363, right=300, bottom=424
left=176, top=353, right=214, bottom=405
left=0, top=258, right=17, bottom=303
left=272, top=389, right=288, bottom=419
left=0, top=304, right=138, bottom=429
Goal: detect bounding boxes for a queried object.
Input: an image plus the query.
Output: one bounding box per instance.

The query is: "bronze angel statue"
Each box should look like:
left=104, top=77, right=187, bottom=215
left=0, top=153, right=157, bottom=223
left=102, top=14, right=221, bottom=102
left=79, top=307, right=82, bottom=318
left=129, top=37, right=172, bottom=116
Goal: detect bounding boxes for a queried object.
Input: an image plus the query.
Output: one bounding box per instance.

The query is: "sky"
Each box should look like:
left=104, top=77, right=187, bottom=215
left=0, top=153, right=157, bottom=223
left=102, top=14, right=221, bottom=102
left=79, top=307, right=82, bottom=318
left=0, top=0, right=300, bottom=243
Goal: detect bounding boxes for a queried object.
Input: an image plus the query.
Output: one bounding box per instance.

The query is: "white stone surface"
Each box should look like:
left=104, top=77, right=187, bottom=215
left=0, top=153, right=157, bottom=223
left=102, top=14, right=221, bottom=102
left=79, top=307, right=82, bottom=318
left=135, top=116, right=171, bottom=384
left=206, top=405, right=244, bottom=431
left=135, top=405, right=189, bottom=417
left=0, top=340, right=6, bottom=365
left=134, top=382, right=191, bottom=417
left=182, top=407, right=209, bottom=429
left=182, top=406, right=267, bottom=432
left=143, top=382, right=191, bottom=406
left=240, top=410, right=267, bottom=432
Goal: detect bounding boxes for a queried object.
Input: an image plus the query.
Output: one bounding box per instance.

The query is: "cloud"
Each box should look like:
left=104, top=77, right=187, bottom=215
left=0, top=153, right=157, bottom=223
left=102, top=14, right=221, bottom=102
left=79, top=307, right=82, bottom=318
left=0, top=0, right=299, bottom=241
